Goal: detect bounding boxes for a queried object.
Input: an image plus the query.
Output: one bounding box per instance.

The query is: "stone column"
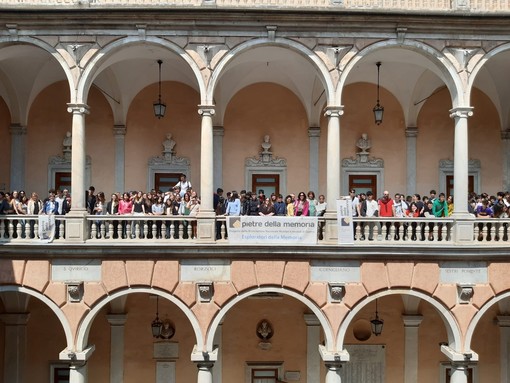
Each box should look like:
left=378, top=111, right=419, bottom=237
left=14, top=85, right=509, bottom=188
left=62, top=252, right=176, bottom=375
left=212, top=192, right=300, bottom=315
left=325, top=363, right=342, bottom=383
left=213, top=126, right=224, bottom=191
left=0, top=313, right=29, bottom=383
left=323, top=106, right=343, bottom=242
left=449, top=107, right=474, bottom=243
left=304, top=314, right=321, bottom=383
left=402, top=315, right=423, bottom=383
left=197, top=106, right=216, bottom=241
left=9, top=124, right=27, bottom=192
left=405, top=127, right=418, bottom=196
left=308, top=127, right=321, bottom=194
left=196, top=362, right=214, bottom=383
left=497, top=315, right=510, bottom=383
left=106, top=314, right=127, bottom=383
left=449, top=107, right=473, bottom=216
left=501, top=130, right=510, bottom=193
left=65, top=104, right=90, bottom=242
left=113, top=125, right=127, bottom=193
left=449, top=363, right=470, bottom=383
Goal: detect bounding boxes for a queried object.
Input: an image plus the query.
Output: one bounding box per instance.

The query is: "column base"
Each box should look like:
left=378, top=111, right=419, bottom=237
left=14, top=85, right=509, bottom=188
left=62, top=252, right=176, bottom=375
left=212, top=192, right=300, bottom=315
left=323, top=212, right=338, bottom=243
left=451, top=215, right=475, bottom=244
left=197, top=210, right=216, bottom=243
left=65, top=210, right=88, bottom=243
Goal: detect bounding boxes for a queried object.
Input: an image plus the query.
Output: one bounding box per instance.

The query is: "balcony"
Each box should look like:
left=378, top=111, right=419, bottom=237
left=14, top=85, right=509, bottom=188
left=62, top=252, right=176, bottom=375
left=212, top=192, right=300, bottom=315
left=2, top=0, right=510, bottom=14
left=0, top=214, right=508, bottom=252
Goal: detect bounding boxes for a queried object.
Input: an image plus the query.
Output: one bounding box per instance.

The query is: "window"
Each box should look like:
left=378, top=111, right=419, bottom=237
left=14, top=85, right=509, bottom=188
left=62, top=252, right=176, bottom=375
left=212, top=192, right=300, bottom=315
left=252, top=174, right=280, bottom=197
left=155, top=173, right=181, bottom=193
left=252, top=368, right=278, bottom=383
left=54, top=172, right=71, bottom=193
left=245, top=362, right=283, bottom=383
left=349, top=174, right=377, bottom=197
left=445, top=175, right=475, bottom=197
left=50, top=364, right=69, bottom=383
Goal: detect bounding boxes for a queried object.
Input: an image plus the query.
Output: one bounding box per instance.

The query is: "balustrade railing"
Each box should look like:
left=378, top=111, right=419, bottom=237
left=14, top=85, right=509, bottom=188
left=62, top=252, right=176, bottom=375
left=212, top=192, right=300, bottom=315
left=3, top=0, right=510, bottom=12
left=0, top=214, right=509, bottom=245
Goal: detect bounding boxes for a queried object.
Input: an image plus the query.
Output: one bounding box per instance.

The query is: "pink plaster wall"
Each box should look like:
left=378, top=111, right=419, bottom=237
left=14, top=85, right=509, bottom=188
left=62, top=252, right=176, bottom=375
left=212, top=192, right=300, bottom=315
left=24, top=295, right=67, bottom=383
left=87, top=293, right=197, bottom=383
left=222, top=83, right=309, bottom=195
left=125, top=81, right=201, bottom=193
left=222, top=295, right=308, bottom=382
left=341, top=83, right=407, bottom=196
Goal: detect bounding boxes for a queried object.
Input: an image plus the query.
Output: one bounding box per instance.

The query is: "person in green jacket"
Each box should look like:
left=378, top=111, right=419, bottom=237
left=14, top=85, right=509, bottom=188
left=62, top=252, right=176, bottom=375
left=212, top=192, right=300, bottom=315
left=431, top=192, right=448, bottom=241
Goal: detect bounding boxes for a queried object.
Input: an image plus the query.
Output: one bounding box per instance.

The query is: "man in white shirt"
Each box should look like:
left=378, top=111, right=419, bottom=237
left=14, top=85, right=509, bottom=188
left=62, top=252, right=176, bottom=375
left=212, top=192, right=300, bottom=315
left=174, top=174, right=191, bottom=197
left=360, top=191, right=379, bottom=240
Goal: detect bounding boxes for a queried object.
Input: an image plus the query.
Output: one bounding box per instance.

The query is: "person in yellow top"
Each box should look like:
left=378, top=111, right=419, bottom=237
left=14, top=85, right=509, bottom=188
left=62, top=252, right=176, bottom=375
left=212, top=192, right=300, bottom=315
left=285, top=195, right=295, bottom=216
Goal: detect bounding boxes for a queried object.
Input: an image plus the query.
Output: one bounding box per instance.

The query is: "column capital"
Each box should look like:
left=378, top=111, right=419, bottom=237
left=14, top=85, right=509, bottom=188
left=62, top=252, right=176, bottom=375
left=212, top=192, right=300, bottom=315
left=440, top=344, right=478, bottom=362
left=402, top=314, right=423, bottom=327
left=67, top=103, right=90, bottom=115
left=106, top=313, right=128, bottom=326
left=308, top=126, right=321, bottom=137
left=213, top=126, right=224, bottom=136
left=9, top=123, right=27, bottom=135
left=198, top=105, right=215, bottom=117
left=405, top=126, right=418, bottom=138
left=449, top=106, right=473, bottom=119
left=496, top=315, right=510, bottom=327
left=324, top=105, right=344, bottom=117
left=319, top=344, right=349, bottom=363
left=0, top=313, right=30, bottom=325
left=304, top=313, right=321, bottom=326
left=113, top=125, right=127, bottom=136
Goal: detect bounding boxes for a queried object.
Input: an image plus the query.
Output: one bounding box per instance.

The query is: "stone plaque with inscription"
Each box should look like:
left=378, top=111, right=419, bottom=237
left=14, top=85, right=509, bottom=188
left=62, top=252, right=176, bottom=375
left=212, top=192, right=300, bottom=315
left=440, top=261, right=488, bottom=284
left=310, top=260, right=360, bottom=283
left=180, top=260, right=231, bottom=282
left=51, top=260, right=101, bottom=282
left=154, top=342, right=179, bottom=359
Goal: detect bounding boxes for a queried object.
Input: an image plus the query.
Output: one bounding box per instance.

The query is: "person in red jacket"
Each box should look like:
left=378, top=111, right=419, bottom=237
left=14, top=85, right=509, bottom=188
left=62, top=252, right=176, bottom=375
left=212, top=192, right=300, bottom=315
left=378, top=191, right=394, bottom=240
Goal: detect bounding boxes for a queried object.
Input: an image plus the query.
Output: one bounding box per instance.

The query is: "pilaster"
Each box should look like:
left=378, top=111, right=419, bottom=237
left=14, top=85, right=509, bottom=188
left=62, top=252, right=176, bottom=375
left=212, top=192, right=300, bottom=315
left=308, top=127, right=321, bottom=194
left=405, top=127, right=418, bottom=196
left=501, top=129, right=510, bottom=193
left=497, top=315, right=510, bottom=383
left=9, top=124, right=27, bottom=192
left=113, top=125, right=127, bottom=193
left=304, top=314, right=321, bottom=383
left=106, top=314, right=127, bottom=383
left=213, top=126, right=224, bottom=191
left=0, top=313, right=30, bottom=383
left=402, top=315, right=423, bottom=383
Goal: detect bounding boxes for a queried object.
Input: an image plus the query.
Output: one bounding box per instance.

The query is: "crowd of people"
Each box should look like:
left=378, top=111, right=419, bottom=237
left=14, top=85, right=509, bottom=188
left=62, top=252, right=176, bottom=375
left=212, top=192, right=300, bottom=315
left=1, top=171, right=509, bottom=241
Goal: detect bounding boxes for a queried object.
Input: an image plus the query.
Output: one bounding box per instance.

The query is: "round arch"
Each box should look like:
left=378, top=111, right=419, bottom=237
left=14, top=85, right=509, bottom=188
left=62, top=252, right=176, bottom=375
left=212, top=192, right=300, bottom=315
left=337, top=289, right=463, bottom=351
left=0, top=285, right=73, bottom=349
left=207, top=37, right=336, bottom=107
left=337, top=39, right=465, bottom=108
left=467, top=42, right=510, bottom=101
left=77, top=36, right=206, bottom=105
left=76, top=287, right=203, bottom=352
left=0, top=37, right=75, bottom=122
left=464, top=290, right=510, bottom=351
left=206, top=286, right=334, bottom=352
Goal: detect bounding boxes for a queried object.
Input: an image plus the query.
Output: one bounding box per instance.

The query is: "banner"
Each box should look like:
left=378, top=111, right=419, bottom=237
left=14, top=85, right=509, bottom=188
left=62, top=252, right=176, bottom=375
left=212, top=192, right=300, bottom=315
left=227, top=216, right=318, bottom=245
left=38, top=214, right=56, bottom=243
left=336, top=198, right=354, bottom=244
